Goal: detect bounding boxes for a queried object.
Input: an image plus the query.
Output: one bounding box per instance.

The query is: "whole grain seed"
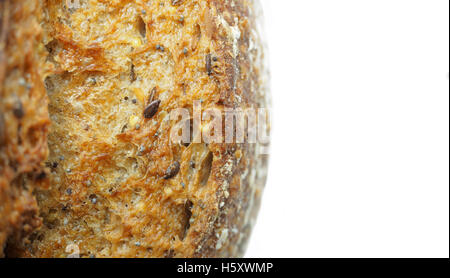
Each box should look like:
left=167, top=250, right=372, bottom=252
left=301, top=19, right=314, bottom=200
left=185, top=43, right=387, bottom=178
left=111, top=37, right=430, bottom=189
left=144, top=100, right=161, bottom=119
left=206, top=54, right=212, bottom=76
left=164, top=161, right=180, bottom=179
left=156, top=44, right=165, bottom=52
left=138, top=145, right=145, bottom=155
left=0, top=112, right=5, bottom=145
left=36, top=171, right=47, bottom=180
left=172, top=0, right=182, bottom=6
left=18, top=78, right=27, bottom=87
left=13, top=100, right=24, bottom=118
left=130, top=64, right=136, bottom=82
left=149, top=87, right=157, bottom=104
left=88, top=77, right=97, bottom=85
left=89, top=194, right=98, bottom=204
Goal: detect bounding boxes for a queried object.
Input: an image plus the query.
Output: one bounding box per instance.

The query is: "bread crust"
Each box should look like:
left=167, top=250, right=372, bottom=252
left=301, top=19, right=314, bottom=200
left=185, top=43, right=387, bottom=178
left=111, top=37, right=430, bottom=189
left=5, top=0, right=269, bottom=258
left=0, top=0, right=50, bottom=257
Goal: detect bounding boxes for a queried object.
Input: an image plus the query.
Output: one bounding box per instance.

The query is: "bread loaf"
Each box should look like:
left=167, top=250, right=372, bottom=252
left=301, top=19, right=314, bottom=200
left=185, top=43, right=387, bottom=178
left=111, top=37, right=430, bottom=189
left=0, top=0, right=50, bottom=257
left=1, top=0, right=269, bottom=258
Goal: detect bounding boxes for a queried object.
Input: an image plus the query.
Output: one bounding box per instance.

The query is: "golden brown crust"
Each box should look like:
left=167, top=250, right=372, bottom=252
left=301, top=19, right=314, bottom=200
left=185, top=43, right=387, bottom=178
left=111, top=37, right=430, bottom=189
left=0, top=0, right=50, bottom=257
left=6, top=0, right=269, bottom=258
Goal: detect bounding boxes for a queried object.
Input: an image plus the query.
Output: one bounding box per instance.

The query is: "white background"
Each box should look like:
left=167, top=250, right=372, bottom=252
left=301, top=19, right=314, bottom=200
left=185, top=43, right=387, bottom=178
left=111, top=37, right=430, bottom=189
left=246, top=0, right=449, bottom=258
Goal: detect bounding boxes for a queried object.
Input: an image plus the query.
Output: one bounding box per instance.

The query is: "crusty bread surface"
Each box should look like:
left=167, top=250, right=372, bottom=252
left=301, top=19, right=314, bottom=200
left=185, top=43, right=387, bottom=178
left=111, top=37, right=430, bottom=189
left=0, top=0, right=50, bottom=257
left=2, top=0, right=269, bottom=258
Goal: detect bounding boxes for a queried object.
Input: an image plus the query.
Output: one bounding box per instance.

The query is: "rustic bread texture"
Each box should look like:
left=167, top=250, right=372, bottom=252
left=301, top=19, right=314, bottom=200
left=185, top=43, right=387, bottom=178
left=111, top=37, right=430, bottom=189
left=0, top=0, right=50, bottom=257
left=5, top=0, right=269, bottom=258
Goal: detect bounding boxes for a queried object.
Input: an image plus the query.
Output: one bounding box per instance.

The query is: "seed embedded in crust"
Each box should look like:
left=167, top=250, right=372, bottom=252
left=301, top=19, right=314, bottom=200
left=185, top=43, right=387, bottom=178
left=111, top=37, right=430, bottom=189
left=89, top=194, right=98, bottom=204
left=36, top=171, right=47, bottom=180
left=172, top=0, right=182, bottom=6
left=144, top=100, right=161, bottom=119
left=164, top=161, right=181, bottom=179
left=0, top=111, right=5, bottom=145
left=13, top=100, right=24, bottom=118
left=156, top=44, right=165, bottom=52
left=206, top=54, right=212, bottom=76
left=148, top=87, right=157, bottom=104
left=138, top=145, right=145, bottom=156
left=130, top=64, right=137, bottom=82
